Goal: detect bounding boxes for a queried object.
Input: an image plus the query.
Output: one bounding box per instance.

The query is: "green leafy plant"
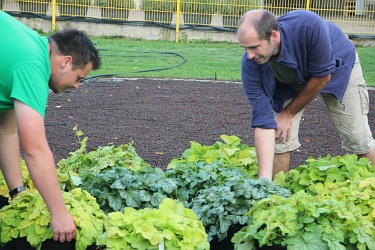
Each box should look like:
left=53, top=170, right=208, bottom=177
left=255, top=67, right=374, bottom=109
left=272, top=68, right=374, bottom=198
left=96, top=198, right=210, bottom=249
left=59, top=142, right=150, bottom=181
left=166, top=161, right=237, bottom=206
left=57, top=127, right=151, bottom=189
left=16, top=0, right=49, bottom=4
left=56, top=0, right=90, bottom=5
left=180, top=0, right=198, bottom=12
left=316, top=176, right=375, bottom=223
left=97, top=0, right=135, bottom=9
left=179, top=0, right=216, bottom=15
left=233, top=154, right=375, bottom=249
left=195, top=0, right=215, bottom=14
left=190, top=176, right=291, bottom=242
left=56, top=0, right=91, bottom=16
left=167, top=134, right=258, bottom=178
left=0, top=188, right=106, bottom=250
left=164, top=134, right=272, bottom=243
left=0, top=158, right=34, bottom=198
left=273, top=154, right=375, bottom=195
left=217, top=0, right=257, bottom=16
left=82, top=166, right=178, bottom=213
left=232, top=190, right=375, bottom=250
left=16, top=0, right=51, bottom=16
left=0, top=157, right=74, bottom=198
left=141, top=0, right=177, bottom=12
left=0, top=178, right=7, bottom=199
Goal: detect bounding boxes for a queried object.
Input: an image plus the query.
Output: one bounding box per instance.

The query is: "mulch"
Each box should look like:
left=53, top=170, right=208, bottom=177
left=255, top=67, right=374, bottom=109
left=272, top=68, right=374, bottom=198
left=44, top=77, right=374, bottom=170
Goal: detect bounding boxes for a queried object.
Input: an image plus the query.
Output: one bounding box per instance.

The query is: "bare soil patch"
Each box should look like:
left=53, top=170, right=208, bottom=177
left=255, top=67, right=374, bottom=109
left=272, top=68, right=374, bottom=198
left=45, top=78, right=374, bottom=170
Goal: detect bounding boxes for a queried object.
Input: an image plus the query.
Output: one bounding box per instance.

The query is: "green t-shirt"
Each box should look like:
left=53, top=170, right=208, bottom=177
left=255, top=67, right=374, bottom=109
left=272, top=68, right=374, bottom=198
left=0, top=11, right=50, bottom=117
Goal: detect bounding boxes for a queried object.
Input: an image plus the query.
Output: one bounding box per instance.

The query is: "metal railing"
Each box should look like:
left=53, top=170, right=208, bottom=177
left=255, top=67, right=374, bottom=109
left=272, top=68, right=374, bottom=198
left=1, top=0, right=374, bottom=37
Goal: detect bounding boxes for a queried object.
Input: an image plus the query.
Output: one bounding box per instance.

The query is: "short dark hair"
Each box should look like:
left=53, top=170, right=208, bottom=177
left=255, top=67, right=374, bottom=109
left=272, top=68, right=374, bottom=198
left=48, top=29, right=101, bottom=70
left=253, top=10, right=279, bottom=41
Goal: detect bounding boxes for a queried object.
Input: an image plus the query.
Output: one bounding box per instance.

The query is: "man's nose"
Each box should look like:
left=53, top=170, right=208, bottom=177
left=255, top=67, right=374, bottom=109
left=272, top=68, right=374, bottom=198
left=73, top=81, right=80, bottom=89
left=246, top=49, right=255, bottom=59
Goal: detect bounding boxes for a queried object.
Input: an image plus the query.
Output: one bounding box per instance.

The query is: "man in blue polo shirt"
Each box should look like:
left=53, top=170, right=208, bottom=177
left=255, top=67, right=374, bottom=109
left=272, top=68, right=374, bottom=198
left=237, top=9, right=375, bottom=180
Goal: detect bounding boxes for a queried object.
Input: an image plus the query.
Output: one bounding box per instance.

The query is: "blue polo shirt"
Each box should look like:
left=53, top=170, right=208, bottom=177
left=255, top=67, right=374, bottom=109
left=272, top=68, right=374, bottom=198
left=241, top=10, right=356, bottom=129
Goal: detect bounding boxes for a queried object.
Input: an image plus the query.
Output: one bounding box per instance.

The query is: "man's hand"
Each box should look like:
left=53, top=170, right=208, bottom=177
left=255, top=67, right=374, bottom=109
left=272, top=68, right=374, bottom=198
left=274, top=75, right=331, bottom=144
left=51, top=212, right=77, bottom=242
left=275, top=111, right=294, bottom=143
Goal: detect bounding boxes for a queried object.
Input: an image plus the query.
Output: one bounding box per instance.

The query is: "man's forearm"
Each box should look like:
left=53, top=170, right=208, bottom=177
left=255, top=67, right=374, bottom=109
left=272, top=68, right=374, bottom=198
left=0, top=111, right=24, bottom=192
left=254, top=127, right=276, bottom=180
left=23, top=150, right=68, bottom=215
left=0, top=135, right=24, bottom=191
left=283, top=75, right=330, bottom=116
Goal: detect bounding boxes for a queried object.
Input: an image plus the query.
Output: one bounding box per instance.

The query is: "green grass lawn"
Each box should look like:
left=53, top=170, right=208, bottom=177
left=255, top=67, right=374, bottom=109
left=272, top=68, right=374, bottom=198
left=89, top=37, right=244, bottom=82
left=89, top=37, right=375, bottom=86
left=357, top=47, right=375, bottom=86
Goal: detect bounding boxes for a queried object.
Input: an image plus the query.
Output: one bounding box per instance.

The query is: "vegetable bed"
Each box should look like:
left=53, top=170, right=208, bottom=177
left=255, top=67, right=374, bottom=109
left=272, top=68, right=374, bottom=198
left=2, top=78, right=375, bottom=249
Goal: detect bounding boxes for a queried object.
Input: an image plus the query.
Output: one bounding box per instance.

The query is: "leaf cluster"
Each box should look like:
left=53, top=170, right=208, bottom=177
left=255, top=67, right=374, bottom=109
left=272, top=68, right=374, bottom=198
left=321, top=176, right=375, bottom=221
left=273, top=154, right=375, bottom=195
left=167, top=134, right=258, bottom=178
left=57, top=128, right=151, bottom=189
left=96, top=0, right=135, bottom=8
left=190, top=176, right=291, bottom=242
left=180, top=0, right=199, bottom=12
left=0, top=157, right=75, bottom=197
left=96, top=198, right=209, bottom=250
left=141, top=0, right=177, bottom=12
left=192, top=0, right=216, bottom=14
left=0, top=157, right=74, bottom=199
left=0, top=188, right=106, bottom=250
left=165, top=161, right=238, bottom=205
left=164, top=135, right=280, bottom=243
left=0, top=158, right=36, bottom=198
left=234, top=154, right=375, bottom=250
left=180, top=0, right=236, bottom=17
left=217, top=0, right=258, bottom=16
left=82, top=166, right=178, bottom=213
left=233, top=190, right=375, bottom=250
left=56, top=0, right=91, bottom=5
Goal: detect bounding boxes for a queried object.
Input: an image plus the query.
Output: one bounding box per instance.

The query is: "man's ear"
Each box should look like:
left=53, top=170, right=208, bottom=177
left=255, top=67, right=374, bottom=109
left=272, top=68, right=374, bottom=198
left=61, top=55, right=73, bottom=69
left=270, top=30, right=278, bottom=41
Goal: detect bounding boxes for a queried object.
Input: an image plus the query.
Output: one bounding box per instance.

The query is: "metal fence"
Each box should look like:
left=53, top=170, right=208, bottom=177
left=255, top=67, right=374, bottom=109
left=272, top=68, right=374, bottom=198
left=1, top=0, right=374, bottom=36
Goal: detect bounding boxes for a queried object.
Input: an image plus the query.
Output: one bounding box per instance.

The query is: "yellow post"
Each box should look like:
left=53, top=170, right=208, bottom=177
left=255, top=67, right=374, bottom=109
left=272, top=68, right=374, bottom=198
left=175, top=0, right=181, bottom=43
left=305, top=0, right=310, bottom=10
left=52, top=0, right=57, bottom=32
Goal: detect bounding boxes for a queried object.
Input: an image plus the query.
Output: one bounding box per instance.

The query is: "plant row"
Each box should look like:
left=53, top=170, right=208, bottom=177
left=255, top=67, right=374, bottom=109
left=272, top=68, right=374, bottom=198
left=1, top=128, right=375, bottom=249
left=234, top=154, right=375, bottom=249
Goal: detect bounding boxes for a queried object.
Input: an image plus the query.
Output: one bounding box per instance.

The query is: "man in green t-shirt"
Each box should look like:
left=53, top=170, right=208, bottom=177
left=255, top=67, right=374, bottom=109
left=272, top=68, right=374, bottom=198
left=0, top=10, right=101, bottom=243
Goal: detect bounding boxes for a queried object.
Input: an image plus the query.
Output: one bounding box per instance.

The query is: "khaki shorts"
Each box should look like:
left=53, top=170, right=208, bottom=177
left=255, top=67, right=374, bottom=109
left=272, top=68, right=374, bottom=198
left=275, top=56, right=375, bottom=154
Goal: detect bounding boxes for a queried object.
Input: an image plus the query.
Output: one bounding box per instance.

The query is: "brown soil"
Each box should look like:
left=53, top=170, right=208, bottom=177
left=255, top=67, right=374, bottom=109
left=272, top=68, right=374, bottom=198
left=45, top=77, right=375, bottom=170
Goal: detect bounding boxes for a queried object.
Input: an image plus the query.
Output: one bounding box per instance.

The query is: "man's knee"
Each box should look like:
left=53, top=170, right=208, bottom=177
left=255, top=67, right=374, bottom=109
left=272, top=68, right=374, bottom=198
left=273, top=152, right=291, bottom=179
left=357, top=148, right=375, bottom=165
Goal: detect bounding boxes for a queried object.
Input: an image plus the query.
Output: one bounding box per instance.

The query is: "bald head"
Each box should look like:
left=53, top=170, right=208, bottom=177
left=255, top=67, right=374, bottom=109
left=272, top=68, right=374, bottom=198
left=237, top=9, right=279, bottom=42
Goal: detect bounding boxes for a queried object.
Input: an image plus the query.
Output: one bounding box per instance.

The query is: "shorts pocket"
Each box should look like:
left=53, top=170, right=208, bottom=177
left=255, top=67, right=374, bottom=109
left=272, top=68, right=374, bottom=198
left=358, top=84, right=369, bottom=115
